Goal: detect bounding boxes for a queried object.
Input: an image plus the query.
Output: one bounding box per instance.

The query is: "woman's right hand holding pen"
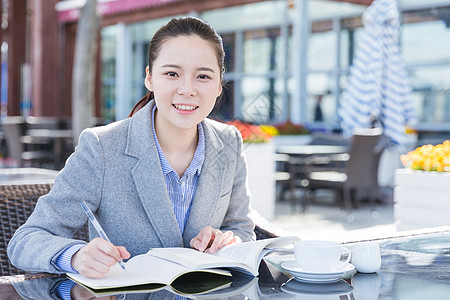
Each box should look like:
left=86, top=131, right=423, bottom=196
left=71, top=238, right=130, bottom=278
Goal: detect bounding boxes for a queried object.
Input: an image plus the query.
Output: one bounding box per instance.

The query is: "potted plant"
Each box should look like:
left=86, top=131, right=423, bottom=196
left=394, top=141, right=450, bottom=230
left=272, top=120, right=310, bottom=148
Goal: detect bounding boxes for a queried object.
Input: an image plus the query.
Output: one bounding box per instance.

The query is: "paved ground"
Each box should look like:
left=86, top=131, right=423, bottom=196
left=270, top=188, right=399, bottom=243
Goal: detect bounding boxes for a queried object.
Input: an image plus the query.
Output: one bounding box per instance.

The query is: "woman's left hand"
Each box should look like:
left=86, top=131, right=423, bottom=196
left=190, top=226, right=241, bottom=253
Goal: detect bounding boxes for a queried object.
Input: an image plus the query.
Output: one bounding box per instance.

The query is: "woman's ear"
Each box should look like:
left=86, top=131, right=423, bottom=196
left=216, top=83, right=223, bottom=99
left=144, top=66, right=152, bottom=91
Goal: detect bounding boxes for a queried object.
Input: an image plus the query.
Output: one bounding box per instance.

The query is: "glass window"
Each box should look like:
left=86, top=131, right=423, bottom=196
left=243, top=29, right=282, bottom=73
left=222, top=33, right=235, bottom=73
left=210, top=81, right=234, bottom=121
left=308, top=30, right=337, bottom=70
left=241, top=77, right=283, bottom=123
left=340, top=29, right=350, bottom=69
left=202, top=1, right=287, bottom=32
left=101, top=25, right=117, bottom=123
left=306, top=73, right=336, bottom=123
left=402, top=20, right=450, bottom=65
left=408, top=66, right=450, bottom=122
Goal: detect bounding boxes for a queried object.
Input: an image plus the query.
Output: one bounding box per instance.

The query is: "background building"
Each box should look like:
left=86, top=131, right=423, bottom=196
left=2, top=0, right=450, bottom=145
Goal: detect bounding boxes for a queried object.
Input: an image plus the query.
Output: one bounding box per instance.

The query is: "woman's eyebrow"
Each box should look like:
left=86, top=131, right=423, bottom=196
left=197, top=67, right=215, bottom=73
left=161, top=64, right=215, bottom=73
left=161, top=64, right=181, bottom=69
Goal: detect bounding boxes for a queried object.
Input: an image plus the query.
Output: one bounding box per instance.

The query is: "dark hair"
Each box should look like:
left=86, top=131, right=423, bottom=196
left=128, top=16, right=225, bottom=117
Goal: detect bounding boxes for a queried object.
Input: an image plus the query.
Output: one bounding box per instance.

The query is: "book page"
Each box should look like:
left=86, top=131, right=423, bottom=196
left=147, top=248, right=251, bottom=273
left=67, top=254, right=225, bottom=290
left=215, top=236, right=299, bottom=275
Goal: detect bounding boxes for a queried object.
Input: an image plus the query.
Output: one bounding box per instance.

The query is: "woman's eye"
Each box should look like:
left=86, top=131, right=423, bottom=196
left=166, top=72, right=178, bottom=77
left=198, top=74, right=211, bottom=80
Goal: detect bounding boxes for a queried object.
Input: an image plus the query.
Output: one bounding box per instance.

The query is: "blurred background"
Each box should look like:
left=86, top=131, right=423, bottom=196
left=1, top=0, right=450, bottom=138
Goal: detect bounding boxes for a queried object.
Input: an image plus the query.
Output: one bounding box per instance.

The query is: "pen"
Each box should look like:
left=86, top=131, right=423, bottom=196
left=80, top=201, right=126, bottom=270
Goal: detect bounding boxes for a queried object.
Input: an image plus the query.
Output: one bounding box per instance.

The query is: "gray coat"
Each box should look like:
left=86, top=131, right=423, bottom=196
left=8, top=101, right=255, bottom=274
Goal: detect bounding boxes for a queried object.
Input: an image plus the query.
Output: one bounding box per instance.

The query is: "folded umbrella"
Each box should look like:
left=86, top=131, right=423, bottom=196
left=339, top=0, right=417, bottom=148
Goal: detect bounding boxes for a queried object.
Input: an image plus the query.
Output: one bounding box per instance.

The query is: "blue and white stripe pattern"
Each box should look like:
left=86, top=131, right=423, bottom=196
left=152, top=105, right=205, bottom=234
left=339, top=0, right=417, bottom=147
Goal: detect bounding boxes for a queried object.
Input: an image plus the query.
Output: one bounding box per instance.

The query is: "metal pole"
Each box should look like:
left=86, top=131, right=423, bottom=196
left=281, top=0, right=289, bottom=122
left=234, top=30, right=244, bottom=120
left=292, top=0, right=310, bottom=123
left=115, top=23, right=132, bottom=121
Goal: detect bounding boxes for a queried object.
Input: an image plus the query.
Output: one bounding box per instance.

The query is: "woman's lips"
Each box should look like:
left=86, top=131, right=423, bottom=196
left=173, top=104, right=199, bottom=111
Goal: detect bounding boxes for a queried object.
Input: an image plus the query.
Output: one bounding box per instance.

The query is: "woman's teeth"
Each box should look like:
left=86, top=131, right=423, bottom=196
left=173, top=104, right=198, bottom=111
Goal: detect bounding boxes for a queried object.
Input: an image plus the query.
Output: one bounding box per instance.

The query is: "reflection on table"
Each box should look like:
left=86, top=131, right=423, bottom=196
left=2, top=228, right=450, bottom=299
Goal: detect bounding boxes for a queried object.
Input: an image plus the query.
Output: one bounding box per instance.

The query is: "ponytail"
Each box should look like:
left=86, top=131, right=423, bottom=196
left=128, top=92, right=153, bottom=117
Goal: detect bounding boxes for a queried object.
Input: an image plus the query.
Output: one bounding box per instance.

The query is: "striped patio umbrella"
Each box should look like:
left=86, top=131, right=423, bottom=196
left=338, top=0, right=417, bottom=148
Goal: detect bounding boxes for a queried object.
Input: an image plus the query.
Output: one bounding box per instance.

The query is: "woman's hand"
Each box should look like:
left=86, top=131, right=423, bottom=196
left=190, top=226, right=241, bottom=253
left=71, top=283, right=117, bottom=300
left=71, top=238, right=130, bottom=278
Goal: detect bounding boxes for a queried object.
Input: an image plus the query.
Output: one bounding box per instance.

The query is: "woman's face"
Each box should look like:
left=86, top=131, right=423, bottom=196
left=146, top=35, right=222, bottom=132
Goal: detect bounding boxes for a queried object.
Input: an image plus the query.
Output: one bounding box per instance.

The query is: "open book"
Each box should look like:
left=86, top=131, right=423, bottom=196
left=67, top=236, right=299, bottom=296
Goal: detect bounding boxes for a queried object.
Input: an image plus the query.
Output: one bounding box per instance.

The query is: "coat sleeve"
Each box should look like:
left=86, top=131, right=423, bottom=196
left=7, top=129, right=104, bottom=274
left=219, top=126, right=256, bottom=242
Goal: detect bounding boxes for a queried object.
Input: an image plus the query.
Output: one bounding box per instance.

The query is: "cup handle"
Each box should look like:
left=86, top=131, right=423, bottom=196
left=341, top=247, right=352, bottom=264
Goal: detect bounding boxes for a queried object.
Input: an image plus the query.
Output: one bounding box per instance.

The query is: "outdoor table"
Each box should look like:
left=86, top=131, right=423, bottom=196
left=25, top=129, right=73, bottom=169
left=1, top=228, right=450, bottom=299
left=276, top=145, right=349, bottom=208
left=276, top=145, right=348, bottom=156
left=0, top=167, right=58, bottom=185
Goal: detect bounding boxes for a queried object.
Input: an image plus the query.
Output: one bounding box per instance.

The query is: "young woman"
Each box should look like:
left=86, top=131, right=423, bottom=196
left=8, top=16, right=255, bottom=279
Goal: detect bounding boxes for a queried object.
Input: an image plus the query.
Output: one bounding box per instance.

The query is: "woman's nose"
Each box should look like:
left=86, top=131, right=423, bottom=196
left=177, top=78, right=196, bottom=97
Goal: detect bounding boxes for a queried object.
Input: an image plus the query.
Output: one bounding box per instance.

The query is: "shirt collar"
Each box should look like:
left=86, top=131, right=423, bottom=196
left=151, top=105, right=205, bottom=178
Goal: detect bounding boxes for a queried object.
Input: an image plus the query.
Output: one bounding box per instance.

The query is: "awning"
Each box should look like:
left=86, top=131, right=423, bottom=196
left=56, top=0, right=181, bottom=23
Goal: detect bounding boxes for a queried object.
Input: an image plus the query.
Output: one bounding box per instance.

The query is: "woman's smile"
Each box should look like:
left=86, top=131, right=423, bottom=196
left=172, top=103, right=199, bottom=112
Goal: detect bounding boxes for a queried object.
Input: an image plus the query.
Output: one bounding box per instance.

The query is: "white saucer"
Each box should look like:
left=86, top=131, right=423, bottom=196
left=281, top=260, right=355, bottom=283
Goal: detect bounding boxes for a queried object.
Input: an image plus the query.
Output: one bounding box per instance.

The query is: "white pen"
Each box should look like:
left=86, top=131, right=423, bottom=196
left=80, top=201, right=126, bottom=270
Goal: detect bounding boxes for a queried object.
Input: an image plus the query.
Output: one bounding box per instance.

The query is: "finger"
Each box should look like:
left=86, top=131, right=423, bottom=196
left=74, top=251, right=111, bottom=278
left=190, top=229, right=206, bottom=250
left=117, top=246, right=131, bottom=260
left=82, top=239, right=120, bottom=269
left=218, top=231, right=234, bottom=249
left=229, top=235, right=242, bottom=245
left=198, top=227, right=214, bottom=252
left=95, top=238, right=123, bottom=262
left=209, top=230, right=224, bottom=253
left=80, top=264, right=111, bottom=279
left=78, top=239, right=124, bottom=271
left=190, top=237, right=201, bottom=250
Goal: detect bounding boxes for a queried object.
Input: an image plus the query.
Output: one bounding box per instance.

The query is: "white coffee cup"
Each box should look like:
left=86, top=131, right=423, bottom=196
left=351, top=242, right=381, bottom=273
left=294, top=240, right=352, bottom=272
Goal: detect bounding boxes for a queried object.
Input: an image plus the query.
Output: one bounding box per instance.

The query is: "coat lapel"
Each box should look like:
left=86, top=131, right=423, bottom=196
left=183, top=120, right=227, bottom=246
left=126, top=102, right=183, bottom=247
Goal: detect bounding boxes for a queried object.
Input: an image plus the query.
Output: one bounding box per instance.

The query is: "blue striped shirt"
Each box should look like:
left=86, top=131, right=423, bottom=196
left=151, top=105, right=205, bottom=233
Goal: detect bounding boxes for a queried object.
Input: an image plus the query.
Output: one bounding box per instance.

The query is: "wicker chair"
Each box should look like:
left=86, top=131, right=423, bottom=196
left=0, top=183, right=89, bottom=276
